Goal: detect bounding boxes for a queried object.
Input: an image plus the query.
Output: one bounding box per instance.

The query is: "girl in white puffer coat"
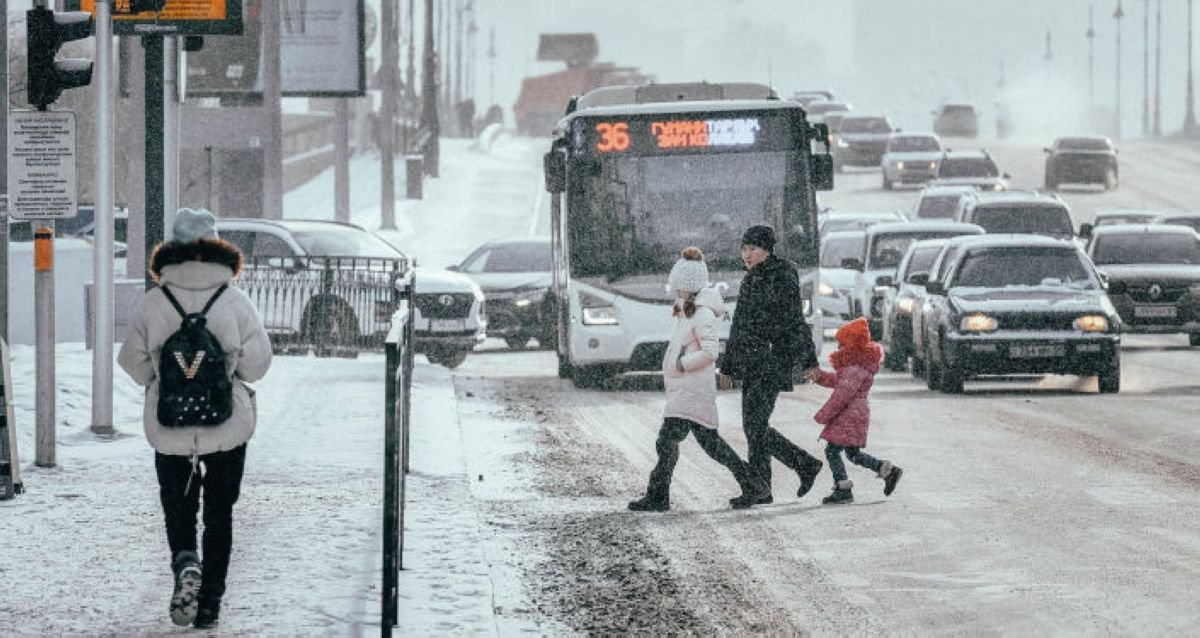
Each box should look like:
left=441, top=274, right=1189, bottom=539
left=628, top=247, right=768, bottom=512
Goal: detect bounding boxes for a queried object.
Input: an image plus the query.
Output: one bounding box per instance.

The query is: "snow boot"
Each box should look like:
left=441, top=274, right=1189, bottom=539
left=627, top=494, right=670, bottom=512
left=729, top=474, right=770, bottom=509
left=796, top=457, right=824, bottom=498
left=822, top=480, right=854, bottom=505
left=879, top=461, right=904, bottom=497
left=194, top=596, right=221, bottom=629
left=169, top=550, right=203, bottom=627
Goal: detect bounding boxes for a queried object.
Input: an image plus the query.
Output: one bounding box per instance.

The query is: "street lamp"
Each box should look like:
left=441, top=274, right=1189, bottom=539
left=1087, top=3, right=1096, bottom=108
left=1115, top=0, right=1125, bottom=139
left=1186, top=0, right=1197, bottom=133
left=1144, top=0, right=1150, bottom=135
left=1154, top=0, right=1163, bottom=135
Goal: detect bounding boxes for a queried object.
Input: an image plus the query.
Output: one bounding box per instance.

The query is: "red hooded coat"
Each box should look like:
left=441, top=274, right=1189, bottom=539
left=814, top=318, right=882, bottom=448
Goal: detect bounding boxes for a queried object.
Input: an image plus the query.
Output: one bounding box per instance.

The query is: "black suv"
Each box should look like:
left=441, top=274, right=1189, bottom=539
left=452, top=238, right=555, bottom=350
left=1044, top=136, right=1118, bottom=190
left=929, top=150, right=1008, bottom=191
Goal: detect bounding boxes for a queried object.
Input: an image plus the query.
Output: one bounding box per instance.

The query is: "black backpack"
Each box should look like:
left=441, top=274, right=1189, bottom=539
left=157, top=284, right=233, bottom=427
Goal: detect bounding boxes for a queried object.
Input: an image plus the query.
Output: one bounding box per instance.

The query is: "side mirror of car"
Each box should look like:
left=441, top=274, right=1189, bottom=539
left=924, top=281, right=946, bottom=295
left=907, top=271, right=930, bottom=285
left=1003, top=172, right=1012, bottom=179
left=1078, top=222, right=1094, bottom=239
left=841, top=257, right=863, bottom=271
left=1043, top=147, right=1052, bottom=153
left=446, top=264, right=460, bottom=272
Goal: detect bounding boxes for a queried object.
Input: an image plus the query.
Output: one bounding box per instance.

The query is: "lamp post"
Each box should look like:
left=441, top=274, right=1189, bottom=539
left=1115, top=0, right=1125, bottom=139
left=1186, top=0, right=1197, bottom=133
left=1144, top=0, right=1150, bottom=135
left=1154, top=0, right=1162, bottom=135
left=1087, top=3, right=1096, bottom=108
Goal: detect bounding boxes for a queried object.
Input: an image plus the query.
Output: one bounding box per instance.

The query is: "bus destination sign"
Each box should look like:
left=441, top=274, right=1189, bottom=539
left=585, top=115, right=790, bottom=155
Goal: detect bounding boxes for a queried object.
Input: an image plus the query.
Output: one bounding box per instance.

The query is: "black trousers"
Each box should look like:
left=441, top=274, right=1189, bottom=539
left=645, top=417, right=753, bottom=501
left=155, top=444, right=247, bottom=601
left=741, top=379, right=818, bottom=487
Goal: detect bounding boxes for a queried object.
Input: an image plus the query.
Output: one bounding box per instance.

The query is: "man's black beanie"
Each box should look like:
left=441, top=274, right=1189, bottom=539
left=741, top=225, right=776, bottom=252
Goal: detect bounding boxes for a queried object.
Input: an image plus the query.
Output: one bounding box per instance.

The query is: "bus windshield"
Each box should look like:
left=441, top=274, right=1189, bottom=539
left=568, top=150, right=811, bottom=297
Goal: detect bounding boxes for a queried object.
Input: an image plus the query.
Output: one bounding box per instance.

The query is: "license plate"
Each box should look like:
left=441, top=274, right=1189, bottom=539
left=1009, top=344, right=1065, bottom=358
left=430, top=319, right=465, bottom=331
left=1134, top=305, right=1177, bottom=318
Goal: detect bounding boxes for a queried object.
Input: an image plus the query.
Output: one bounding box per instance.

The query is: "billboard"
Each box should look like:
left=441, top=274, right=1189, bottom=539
left=78, top=0, right=244, bottom=36
left=186, top=0, right=366, bottom=98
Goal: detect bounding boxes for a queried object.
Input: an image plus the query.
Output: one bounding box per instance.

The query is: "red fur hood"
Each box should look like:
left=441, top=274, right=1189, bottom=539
left=829, top=342, right=883, bottom=372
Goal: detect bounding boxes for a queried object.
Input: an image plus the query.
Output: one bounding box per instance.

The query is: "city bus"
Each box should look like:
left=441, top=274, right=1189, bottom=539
left=543, top=82, right=834, bottom=387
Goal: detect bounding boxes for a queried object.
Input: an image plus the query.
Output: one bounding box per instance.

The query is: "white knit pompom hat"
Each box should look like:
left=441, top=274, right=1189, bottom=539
left=667, top=246, right=709, bottom=294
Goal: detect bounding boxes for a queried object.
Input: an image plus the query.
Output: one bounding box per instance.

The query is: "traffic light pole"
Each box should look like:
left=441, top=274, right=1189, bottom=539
left=91, top=0, right=115, bottom=436
left=144, top=36, right=164, bottom=291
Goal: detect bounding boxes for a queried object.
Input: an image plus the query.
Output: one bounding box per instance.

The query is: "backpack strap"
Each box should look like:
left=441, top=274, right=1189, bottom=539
left=160, top=283, right=228, bottom=319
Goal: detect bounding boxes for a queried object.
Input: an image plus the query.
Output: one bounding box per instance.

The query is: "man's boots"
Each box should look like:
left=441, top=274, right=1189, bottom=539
left=822, top=480, right=854, bottom=504
left=796, top=457, right=824, bottom=498
left=628, top=493, right=670, bottom=512
left=729, top=472, right=769, bottom=509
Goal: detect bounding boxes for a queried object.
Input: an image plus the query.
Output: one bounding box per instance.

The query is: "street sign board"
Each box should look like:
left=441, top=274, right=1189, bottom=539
left=76, top=0, right=244, bottom=36
left=6, top=111, right=78, bottom=221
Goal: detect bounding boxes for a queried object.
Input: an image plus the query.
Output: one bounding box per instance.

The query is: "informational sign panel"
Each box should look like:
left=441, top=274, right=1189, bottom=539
left=187, top=0, right=365, bottom=97
left=77, top=0, right=244, bottom=36
left=6, top=111, right=78, bottom=221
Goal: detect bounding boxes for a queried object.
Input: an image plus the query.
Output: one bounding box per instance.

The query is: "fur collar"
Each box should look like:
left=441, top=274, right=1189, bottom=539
left=149, top=239, right=243, bottom=281
left=829, top=342, right=883, bottom=372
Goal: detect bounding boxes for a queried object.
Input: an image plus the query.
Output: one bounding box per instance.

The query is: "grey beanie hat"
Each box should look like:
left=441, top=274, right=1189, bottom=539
left=667, top=247, right=709, bottom=293
left=172, top=208, right=218, bottom=243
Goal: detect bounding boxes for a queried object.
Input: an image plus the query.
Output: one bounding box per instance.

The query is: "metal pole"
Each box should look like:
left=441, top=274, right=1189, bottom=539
left=382, top=341, right=399, bottom=633
left=1144, top=0, right=1150, bottom=135
left=381, top=0, right=399, bottom=229
left=34, top=225, right=55, bottom=467
left=335, top=99, right=351, bottom=223
left=406, top=0, right=416, bottom=109
left=422, top=0, right=440, bottom=177
left=1187, top=0, right=1197, bottom=133
left=262, top=0, right=284, bottom=219
left=488, top=27, right=495, bottom=108
left=1155, top=0, right=1163, bottom=135
left=1088, top=3, right=1096, bottom=109
left=1, top=0, right=9, bottom=348
left=1115, top=1, right=1125, bottom=139
left=92, top=0, right=116, bottom=437
left=163, top=37, right=179, bottom=232
left=144, top=36, right=164, bottom=291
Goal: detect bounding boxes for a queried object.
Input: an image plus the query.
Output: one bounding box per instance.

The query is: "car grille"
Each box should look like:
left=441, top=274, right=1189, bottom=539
left=992, top=313, right=1077, bottom=331
left=1125, top=286, right=1187, bottom=304
left=414, top=292, right=474, bottom=319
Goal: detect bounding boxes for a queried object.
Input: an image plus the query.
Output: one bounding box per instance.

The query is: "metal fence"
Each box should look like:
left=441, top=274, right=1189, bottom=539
left=382, top=270, right=415, bottom=636
left=235, top=255, right=407, bottom=357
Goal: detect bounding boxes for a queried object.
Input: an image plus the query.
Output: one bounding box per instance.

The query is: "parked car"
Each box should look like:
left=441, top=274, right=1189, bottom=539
left=845, top=221, right=986, bottom=339
left=932, top=103, right=980, bottom=137
left=1079, top=208, right=1166, bottom=239
left=912, top=185, right=976, bottom=220
left=879, top=238, right=953, bottom=372
left=215, top=218, right=486, bottom=367
left=1085, top=224, right=1200, bottom=346
left=955, top=190, right=1076, bottom=242
left=929, top=150, right=1008, bottom=191
left=9, top=204, right=130, bottom=256
left=816, top=230, right=867, bottom=330
left=451, top=237, right=555, bottom=350
left=1043, top=135, right=1119, bottom=190
left=1154, top=211, right=1200, bottom=233
left=919, top=235, right=1121, bottom=394
left=819, top=210, right=908, bottom=238
left=833, top=114, right=895, bottom=170
left=881, top=132, right=942, bottom=190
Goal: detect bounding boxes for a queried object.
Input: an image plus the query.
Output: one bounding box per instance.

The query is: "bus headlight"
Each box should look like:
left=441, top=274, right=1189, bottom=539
left=582, top=306, right=619, bottom=325
left=819, top=282, right=836, bottom=297
left=897, top=297, right=915, bottom=314
left=960, top=313, right=998, bottom=332
left=1073, top=315, right=1109, bottom=332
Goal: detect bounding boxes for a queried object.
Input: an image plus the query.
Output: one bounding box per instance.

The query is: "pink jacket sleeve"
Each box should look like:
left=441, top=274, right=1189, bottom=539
left=815, top=369, right=837, bottom=388
left=814, top=366, right=869, bottom=425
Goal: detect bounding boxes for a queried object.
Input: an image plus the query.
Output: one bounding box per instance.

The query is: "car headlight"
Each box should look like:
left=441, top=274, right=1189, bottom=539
left=582, top=306, right=619, bottom=325
left=897, top=297, right=915, bottom=314
left=1073, top=315, right=1109, bottom=332
left=819, top=282, right=836, bottom=297
left=992, top=183, right=1004, bottom=191
left=895, top=161, right=905, bottom=170
left=960, top=313, right=998, bottom=332
left=513, top=289, right=546, bottom=308
left=837, top=137, right=849, bottom=148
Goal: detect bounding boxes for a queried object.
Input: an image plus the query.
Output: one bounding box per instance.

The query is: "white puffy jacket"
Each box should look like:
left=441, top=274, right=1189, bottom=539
left=661, top=286, right=725, bottom=429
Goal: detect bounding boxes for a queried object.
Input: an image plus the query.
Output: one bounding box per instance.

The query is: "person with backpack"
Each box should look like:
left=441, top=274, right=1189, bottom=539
left=118, top=208, right=272, bottom=629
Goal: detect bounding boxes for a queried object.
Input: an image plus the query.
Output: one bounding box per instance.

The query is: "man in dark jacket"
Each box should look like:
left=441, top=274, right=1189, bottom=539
left=718, top=224, right=824, bottom=504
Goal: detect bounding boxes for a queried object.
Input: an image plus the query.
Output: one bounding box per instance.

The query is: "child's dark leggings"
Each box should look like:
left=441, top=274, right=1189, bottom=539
left=825, top=443, right=882, bottom=483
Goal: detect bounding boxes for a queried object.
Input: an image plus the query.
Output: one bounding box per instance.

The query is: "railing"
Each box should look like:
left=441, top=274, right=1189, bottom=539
left=381, top=270, right=416, bottom=636
left=234, top=256, right=407, bottom=357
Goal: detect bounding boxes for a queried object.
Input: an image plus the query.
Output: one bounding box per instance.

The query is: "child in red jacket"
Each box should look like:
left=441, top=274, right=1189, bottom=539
left=813, top=317, right=903, bottom=504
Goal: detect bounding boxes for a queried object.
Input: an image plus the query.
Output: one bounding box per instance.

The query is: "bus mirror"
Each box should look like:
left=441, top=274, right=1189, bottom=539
left=544, top=151, right=565, bottom=194
left=812, top=154, right=834, bottom=191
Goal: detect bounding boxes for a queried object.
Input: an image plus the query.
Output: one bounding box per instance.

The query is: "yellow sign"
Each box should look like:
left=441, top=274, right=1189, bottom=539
left=81, top=0, right=228, bottom=20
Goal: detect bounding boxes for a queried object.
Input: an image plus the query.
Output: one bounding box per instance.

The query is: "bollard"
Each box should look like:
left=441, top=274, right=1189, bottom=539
left=405, top=155, right=423, bottom=200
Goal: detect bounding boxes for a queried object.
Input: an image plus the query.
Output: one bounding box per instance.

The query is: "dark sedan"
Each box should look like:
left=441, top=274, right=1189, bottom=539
left=833, top=115, right=895, bottom=170
left=879, top=238, right=952, bottom=372
left=920, top=235, right=1122, bottom=394
left=1086, top=224, right=1200, bottom=346
left=1044, top=136, right=1119, bottom=190
left=452, top=238, right=555, bottom=349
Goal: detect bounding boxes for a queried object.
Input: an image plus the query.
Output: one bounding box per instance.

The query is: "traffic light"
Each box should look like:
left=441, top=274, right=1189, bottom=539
left=26, top=7, right=94, bottom=109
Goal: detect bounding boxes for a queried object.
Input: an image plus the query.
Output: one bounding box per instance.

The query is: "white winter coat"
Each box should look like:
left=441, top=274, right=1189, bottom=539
left=661, top=286, right=725, bottom=429
left=118, top=261, right=273, bottom=457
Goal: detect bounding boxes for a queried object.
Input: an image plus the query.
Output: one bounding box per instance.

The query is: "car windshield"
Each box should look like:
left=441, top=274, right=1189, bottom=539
left=824, top=113, right=846, bottom=131
left=905, top=246, right=943, bottom=277
left=971, top=205, right=1074, bottom=238
left=942, top=105, right=976, bottom=116
left=938, top=157, right=998, bottom=178
left=1159, top=217, right=1200, bottom=232
left=840, top=117, right=892, bottom=134
left=869, top=232, right=970, bottom=270
left=291, top=228, right=404, bottom=258
left=1059, top=137, right=1111, bottom=151
left=1092, top=233, right=1200, bottom=265
left=471, top=244, right=552, bottom=272
left=820, top=234, right=864, bottom=268
left=889, top=136, right=940, bottom=152
left=915, top=194, right=962, bottom=219
left=1096, top=213, right=1155, bottom=225
left=953, top=247, right=1096, bottom=288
